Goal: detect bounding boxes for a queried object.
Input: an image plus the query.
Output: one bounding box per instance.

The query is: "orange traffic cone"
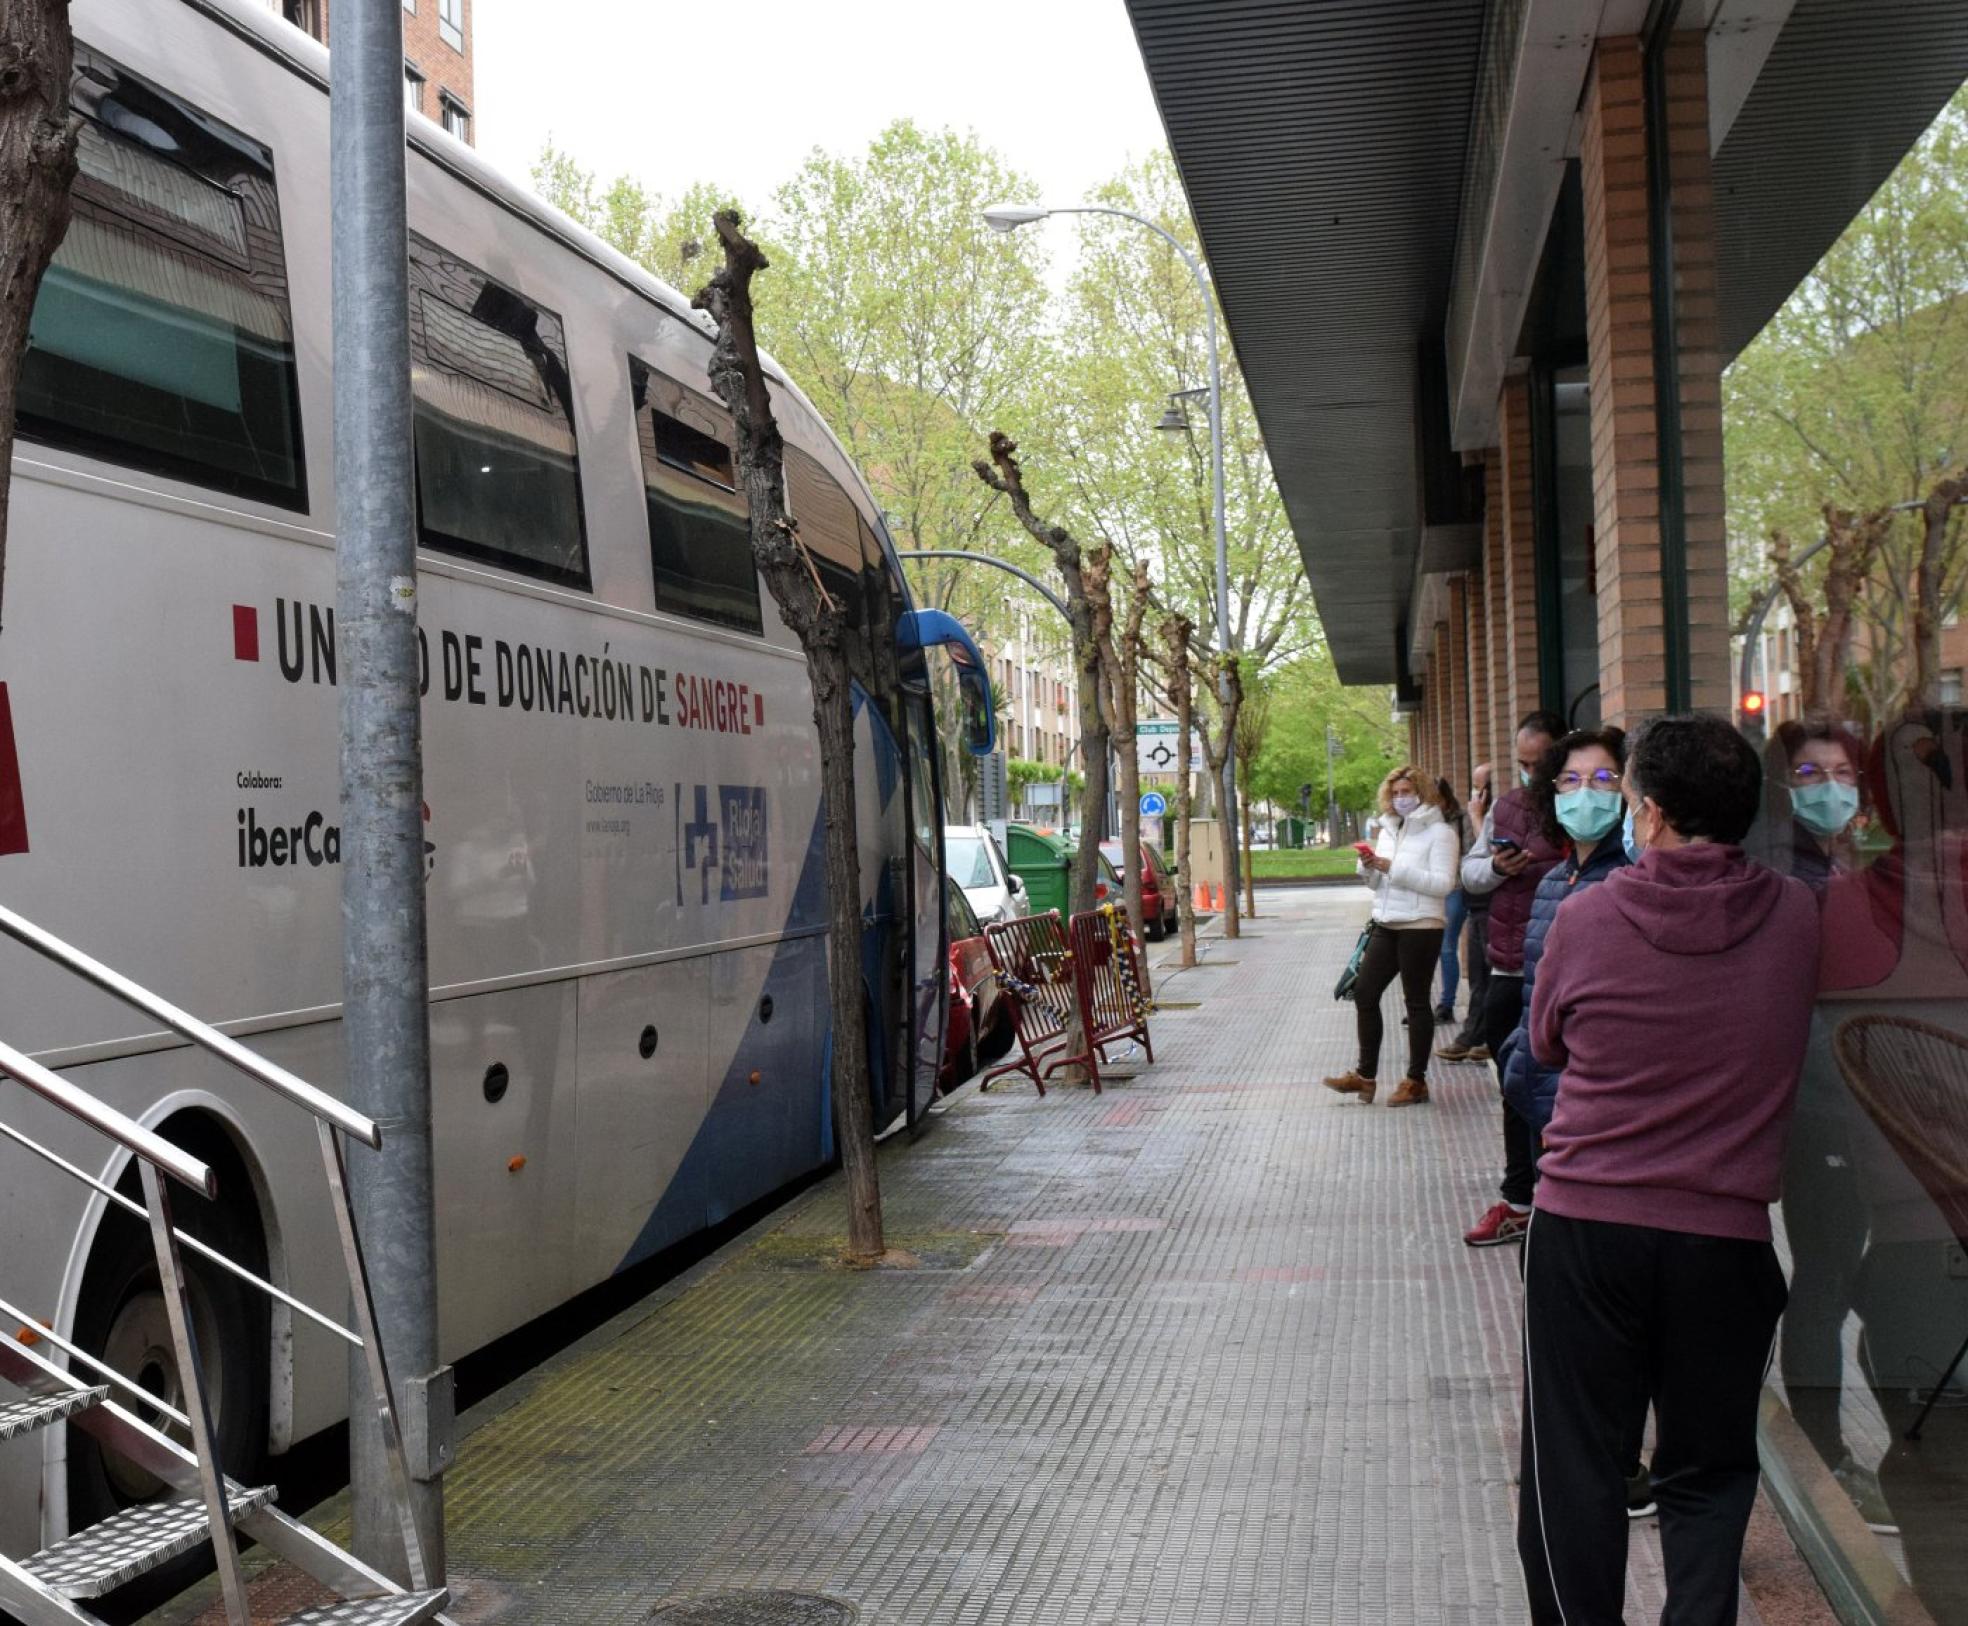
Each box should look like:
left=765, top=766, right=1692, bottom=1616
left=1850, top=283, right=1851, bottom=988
left=1211, top=883, right=1226, bottom=911
left=1193, top=881, right=1211, bottom=913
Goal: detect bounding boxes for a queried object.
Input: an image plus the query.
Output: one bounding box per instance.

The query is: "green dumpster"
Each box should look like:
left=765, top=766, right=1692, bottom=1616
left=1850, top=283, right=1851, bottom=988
left=1005, top=822, right=1073, bottom=918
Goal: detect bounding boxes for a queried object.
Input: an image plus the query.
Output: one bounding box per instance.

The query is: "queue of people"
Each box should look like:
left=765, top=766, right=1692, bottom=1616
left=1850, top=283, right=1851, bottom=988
left=1324, top=709, right=1871, bottom=1623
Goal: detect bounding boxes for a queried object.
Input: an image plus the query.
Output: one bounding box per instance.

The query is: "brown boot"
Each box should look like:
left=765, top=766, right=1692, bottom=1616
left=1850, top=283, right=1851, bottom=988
left=1322, top=1070, right=1377, bottom=1104
left=1387, top=1077, right=1430, bottom=1107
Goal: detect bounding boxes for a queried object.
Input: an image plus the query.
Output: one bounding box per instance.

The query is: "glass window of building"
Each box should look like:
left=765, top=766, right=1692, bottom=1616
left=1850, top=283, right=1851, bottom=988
left=403, top=62, right=424, bottom=117
left=438, top=0, right=465, bottom=51
left=17, top=45, right=307, bottom=510
left=408, top=235, right=588, bottom=587
left=440, top=94, right=471, bottom=143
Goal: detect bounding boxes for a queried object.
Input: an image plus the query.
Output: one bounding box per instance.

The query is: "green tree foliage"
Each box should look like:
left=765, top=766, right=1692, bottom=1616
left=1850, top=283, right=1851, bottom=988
left=1013, top=152, right=1312, bottom=681
left=1724, top=86, right=1968, bottom=653
left=1246, top=648, right=1401, bottom=818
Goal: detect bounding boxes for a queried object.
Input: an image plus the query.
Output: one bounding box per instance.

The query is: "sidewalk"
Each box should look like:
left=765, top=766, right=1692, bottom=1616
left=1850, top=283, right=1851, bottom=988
left=160, top=888, right=1819, bottom=1624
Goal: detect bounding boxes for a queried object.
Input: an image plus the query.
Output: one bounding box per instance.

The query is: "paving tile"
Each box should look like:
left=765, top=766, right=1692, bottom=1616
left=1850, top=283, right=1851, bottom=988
left=158, top=889, right=1770, bottom=1625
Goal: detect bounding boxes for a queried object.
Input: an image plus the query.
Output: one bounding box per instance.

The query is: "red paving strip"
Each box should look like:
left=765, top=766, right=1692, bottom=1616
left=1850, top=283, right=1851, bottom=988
left=1005, top=1214, right=1167, bottom=1246
left=945, top=1284, right=1039, bottom=1305
left=1097, top=1100, right=1147, bottom=1127
left=1231, top=1265, right=1327, bottom=1283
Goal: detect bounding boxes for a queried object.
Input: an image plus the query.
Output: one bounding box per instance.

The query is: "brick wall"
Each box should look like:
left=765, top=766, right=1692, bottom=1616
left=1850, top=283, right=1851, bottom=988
left=1465, top=554, right=1491, bottom=783
left=1483, top=450, right=1511, bottom=772
left=1445, top=578, right=1471, bottom=795
left=306, top=1, right=474, bottom=143
left=1499, top=376, right=1541, bottom=735
left=1578, top=34, right=1726, bottom=723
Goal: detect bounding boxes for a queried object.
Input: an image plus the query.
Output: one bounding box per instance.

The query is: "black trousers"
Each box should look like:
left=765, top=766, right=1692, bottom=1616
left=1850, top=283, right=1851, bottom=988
left=1353, top=923, right=1444, bottom=1080
left=1456, top=908, right=1492, bottom=1043
left=1519, top=1210, right=1787, bottom=1626
left=1480, top=972, right=1539, bottom=1206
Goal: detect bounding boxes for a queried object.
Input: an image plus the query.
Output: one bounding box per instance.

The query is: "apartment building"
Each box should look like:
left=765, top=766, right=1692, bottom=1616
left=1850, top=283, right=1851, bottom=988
left=264, top=0, right=474, bottom=145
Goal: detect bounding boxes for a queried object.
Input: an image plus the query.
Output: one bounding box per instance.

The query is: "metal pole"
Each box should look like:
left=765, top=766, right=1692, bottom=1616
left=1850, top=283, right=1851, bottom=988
left=898, top=549, right=1073, bottom=623
left=332, top=0, right=444, bottom=1583
left=1326, top=727, right=1340, bottom=846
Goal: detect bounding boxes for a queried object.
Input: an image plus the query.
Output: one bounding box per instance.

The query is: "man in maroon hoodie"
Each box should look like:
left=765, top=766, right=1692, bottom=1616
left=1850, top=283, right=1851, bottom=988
left=1517, top=714, right=1819, bottom=1625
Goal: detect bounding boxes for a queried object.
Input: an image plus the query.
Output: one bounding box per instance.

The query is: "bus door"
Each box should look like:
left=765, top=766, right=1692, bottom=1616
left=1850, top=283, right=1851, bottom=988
left=901, top=688, right=947, bottom=1126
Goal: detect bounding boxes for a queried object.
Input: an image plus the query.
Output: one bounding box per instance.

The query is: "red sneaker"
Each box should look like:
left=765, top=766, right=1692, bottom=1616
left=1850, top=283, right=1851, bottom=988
left=1464, top=1202, right=1530, bottom=1248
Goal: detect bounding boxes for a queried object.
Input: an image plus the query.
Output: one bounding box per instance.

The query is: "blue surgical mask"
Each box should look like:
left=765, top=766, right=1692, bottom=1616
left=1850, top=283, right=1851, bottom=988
left=1555, top=787, right=1623, bottom=842
left=1518, top=767, right=1533, bottom=789
left=1792, top=780, right=1859, bottom=838
left=1621, top=806, right=1642, bottom=864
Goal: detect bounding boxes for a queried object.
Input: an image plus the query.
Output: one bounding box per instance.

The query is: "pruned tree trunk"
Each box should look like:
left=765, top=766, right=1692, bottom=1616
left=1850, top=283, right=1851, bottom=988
left=1159, top=613, right=1199, bottom=969
left=0, top=0, right=78, bottom=634
left=695, top=211, right=884, bottom=1264
left=1096, top=554, right=1152, bottom=955
left=1911, top=470, right=1967, bottom=711
left=1767, top=532, right=1821, bottom=710
left=973, top=430, right=1107, bottom=914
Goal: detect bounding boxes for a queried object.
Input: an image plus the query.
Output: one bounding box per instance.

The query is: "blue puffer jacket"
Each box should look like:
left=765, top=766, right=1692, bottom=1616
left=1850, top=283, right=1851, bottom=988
left=1497, top=838, right=1629, bottom=1139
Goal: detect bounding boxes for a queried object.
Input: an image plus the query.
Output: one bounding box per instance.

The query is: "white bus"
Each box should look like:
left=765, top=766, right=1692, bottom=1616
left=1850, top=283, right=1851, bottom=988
left=0, top=0, right=990, bottom=1554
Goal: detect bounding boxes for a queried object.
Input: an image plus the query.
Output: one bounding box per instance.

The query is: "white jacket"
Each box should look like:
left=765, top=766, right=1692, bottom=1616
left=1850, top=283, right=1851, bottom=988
left=1359, top=802, right=1458, bottom=928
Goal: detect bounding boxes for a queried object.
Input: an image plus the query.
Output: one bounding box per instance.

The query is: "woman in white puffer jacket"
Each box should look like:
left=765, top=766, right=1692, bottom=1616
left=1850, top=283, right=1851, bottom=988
left=1324, top=765, right=1459, bottom=1106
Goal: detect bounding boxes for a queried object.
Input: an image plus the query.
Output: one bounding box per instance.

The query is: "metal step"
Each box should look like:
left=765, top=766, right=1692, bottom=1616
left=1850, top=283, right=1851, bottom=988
left=22, top=1485, right=275, bottom=1598
left=0, top=1386, right=107, bottom=1442
left=275, top=1590, right=449, bottom=1626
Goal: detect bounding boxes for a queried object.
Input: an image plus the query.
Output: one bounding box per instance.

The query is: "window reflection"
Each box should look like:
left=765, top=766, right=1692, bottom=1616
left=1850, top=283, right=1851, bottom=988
left=1758, top=702, right=1968, bottom=1607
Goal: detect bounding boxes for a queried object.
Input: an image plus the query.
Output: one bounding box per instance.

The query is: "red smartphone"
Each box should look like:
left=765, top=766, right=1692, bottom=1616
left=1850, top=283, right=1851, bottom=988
left=1352, top=841, right=1375, bottom=859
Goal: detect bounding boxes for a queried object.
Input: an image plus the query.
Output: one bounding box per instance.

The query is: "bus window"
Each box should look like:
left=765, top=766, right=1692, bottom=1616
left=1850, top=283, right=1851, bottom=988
left=630, top=359, right=762, bottom=635
left=408, top=234, right=589, bottom=589
left=17, top=46, right=306, bottom=510
left=784, top=448, right=865, bottom=628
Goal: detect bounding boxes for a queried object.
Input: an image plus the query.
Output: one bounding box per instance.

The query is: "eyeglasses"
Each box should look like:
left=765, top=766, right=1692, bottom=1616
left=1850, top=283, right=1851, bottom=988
left=1555, top=768, right=1623, bottom=793
left=1792, top=761, right=1859, bottom=788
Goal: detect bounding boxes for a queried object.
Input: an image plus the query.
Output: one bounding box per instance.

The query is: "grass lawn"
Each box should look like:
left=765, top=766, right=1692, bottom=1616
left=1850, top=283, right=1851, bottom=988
left=1247, top=847, right=1361, bottom=879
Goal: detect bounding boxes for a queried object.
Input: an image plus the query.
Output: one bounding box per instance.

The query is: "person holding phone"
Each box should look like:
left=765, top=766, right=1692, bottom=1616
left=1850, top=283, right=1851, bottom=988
left=1323, top=766, right=1459, bottom=1106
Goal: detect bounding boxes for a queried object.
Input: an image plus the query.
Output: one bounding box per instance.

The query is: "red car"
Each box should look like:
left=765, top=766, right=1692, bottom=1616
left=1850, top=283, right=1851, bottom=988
left=1099, top=838, right=1181, bottom=940
left=942, top=880, right=1014, bottom=1091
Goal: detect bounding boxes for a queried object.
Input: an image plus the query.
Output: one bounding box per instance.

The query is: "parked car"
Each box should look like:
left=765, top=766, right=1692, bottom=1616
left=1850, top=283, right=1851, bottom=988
left=944, top=823, right=1027, bottom=925
left=1099, top=838, right=1181, bottom=940
left=942, top=880, right=1013, bottom=1091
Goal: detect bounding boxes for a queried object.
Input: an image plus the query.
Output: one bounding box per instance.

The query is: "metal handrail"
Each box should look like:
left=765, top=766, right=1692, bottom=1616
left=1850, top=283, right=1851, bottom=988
left=0, top=1118, right=362, bottom=1347
left=0, top=1287, right=193, bottom=1433
left=0, top=901, right=432, bottom=1598
left=0, top=903, right=381, bottom=1149
left=0, top=1036, right=212, bottom=1196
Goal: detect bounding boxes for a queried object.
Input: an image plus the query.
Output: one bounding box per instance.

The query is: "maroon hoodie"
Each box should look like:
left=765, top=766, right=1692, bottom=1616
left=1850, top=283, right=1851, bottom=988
left=1529, top=843, right=1820, bottom=1241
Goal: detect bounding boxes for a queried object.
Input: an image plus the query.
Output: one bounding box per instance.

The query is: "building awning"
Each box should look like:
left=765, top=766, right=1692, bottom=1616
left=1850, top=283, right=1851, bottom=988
left=1125, top=0, right=1968, bottom=684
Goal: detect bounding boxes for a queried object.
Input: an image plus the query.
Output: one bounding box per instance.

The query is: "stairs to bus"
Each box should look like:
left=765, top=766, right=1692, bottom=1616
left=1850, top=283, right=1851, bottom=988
left=0, top=902, right=451, bottom=1626
left=0, top=1337, right=445, bottom=1624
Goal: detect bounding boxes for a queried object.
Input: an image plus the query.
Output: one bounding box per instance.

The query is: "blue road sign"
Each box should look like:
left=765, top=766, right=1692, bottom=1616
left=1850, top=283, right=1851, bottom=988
left=1139, top=791, right=1168, bottom=818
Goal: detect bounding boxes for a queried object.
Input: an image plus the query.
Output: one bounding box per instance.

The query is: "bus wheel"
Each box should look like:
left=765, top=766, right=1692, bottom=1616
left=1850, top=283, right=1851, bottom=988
left=67, top=1117, right=270, bottom=1530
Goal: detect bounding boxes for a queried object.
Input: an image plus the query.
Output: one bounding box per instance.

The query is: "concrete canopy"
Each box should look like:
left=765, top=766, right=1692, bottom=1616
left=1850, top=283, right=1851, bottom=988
left=1124, top=0, right=1968, bottom=685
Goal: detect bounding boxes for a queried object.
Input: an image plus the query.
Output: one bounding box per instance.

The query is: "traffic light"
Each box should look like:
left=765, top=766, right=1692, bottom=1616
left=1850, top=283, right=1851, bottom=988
left=1740, top=690, right=1766, bottom=720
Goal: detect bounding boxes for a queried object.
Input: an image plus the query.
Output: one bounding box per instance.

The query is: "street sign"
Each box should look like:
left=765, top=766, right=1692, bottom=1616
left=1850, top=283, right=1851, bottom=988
left=1139, top=790, right=1168, bottom=818
left=1137, top=718, right=1182, bottom=775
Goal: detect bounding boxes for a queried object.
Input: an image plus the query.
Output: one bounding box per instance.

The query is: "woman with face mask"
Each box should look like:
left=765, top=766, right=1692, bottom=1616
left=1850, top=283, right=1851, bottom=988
left=1325, top=766, right=1459, bottom=1106
left=1760, top=717, right=1866, bottom=891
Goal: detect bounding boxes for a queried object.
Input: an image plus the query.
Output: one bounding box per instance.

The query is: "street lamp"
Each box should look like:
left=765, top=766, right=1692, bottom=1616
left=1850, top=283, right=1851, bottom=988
left=984, top=200, right=1239, bottom=900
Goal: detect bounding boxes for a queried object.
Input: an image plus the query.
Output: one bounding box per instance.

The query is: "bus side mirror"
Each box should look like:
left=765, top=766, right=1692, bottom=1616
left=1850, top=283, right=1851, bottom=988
left=896, top=608, right=995, bottom=756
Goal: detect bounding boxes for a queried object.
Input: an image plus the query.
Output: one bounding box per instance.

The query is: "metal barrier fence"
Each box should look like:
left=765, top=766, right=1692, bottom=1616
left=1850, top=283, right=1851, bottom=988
left=1065, top=905, right=1155, bottom=1091
left=981, top=906, right=1154, bottom=1096
left=981, top=911, right=1076, bottom=1097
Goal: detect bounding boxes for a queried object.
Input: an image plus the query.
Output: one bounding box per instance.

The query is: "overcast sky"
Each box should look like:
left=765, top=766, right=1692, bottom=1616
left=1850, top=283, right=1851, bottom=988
left=473, top=0, right=1170, bottom=216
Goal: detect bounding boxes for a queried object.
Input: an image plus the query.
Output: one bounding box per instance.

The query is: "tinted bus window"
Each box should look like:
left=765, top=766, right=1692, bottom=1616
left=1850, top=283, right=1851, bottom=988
left=408, top=235, right=589, bottom=589
left=784, top=447, right=866, bottom=629
left=17, top=47, right=306, bottom=510
left=631, top=359, right=761, bottom=635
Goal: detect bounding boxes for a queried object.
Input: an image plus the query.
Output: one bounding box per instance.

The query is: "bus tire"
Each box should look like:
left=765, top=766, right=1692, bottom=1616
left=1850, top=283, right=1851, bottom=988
left=66, top=1115, right=271, bottom=1537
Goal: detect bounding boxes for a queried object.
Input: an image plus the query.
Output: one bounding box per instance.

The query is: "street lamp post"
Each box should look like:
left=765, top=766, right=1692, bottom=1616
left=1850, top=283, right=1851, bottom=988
left=983, top=201, right=1238, bottom=912
left=1325, top=726, right=1341, bottom=847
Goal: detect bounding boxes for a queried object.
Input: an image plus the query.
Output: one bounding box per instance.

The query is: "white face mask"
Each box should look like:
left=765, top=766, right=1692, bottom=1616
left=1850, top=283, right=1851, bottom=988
left=1392, top=793, right=1421, bottom=818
